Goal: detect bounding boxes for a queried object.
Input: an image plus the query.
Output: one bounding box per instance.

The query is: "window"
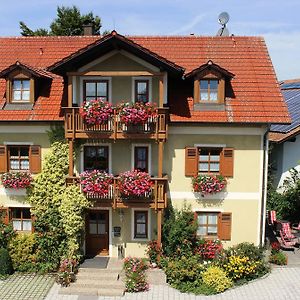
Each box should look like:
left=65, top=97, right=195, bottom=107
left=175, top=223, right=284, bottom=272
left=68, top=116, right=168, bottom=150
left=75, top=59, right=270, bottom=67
left=135, top=80, right=149, bottom=103
left=10, top=207, right=32, bottom=231
left=84, top=80, right=109, bottom=102
left=84, top=146, right=109, bottom=172
left=88, top=211, right=107, bottom=235
left=198, top=148, right=221, bottom=174
left=195, top=212, right=232, bottom=241
left=134, top=146, right=149, bottom=172
left=8, top=146, right=30, bottom=171
left=197, top=212, right=218, bottom=237
left=200, top=79, right=218, bottom=102
left=12, top=79, right=30, bottom=102
left=185, top=147, right=234, bottom=177
left=134, top=210, right=148, bottom=239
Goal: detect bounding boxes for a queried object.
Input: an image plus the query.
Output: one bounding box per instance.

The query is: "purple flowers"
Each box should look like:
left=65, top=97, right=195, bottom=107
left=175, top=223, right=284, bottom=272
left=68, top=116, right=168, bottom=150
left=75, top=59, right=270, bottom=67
left=1, top=172, right=33, bottom=189
left=192, top=175, right=226, bottom=196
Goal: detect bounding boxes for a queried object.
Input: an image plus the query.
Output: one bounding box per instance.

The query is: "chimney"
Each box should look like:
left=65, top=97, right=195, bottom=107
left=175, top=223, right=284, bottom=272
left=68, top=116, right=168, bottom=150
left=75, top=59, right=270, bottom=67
left=83, top=23, right=95, bottom=36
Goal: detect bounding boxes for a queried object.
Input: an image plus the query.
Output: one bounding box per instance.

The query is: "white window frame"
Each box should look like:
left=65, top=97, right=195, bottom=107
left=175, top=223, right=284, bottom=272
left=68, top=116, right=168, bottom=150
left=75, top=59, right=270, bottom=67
left=131, top=76, right=152, bottom=103
left=131, top=143, right=152, bottom=175
left=131, top=208, right=151, bottom=241
left=79, top=76, right=112, bottom=104
left=80, top=143, right=112, bottom=174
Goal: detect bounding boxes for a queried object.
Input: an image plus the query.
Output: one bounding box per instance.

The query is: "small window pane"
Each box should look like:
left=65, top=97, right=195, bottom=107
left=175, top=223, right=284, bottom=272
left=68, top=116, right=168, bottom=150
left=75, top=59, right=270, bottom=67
left=200, top=91, right=209, bottom=101
left=199, top=155, right=209, bottom=161
left=208, top=214, right=217, bottom=224
left=98, top=223, right=106, bottom=234
left=23, top=208, right=31, bottom=219
left=13, top=80, right=22, bottom=90
left=199, top=163, right=209, bottom=171
left=22, top=220, right=32, bottom=231
left=197, top=226, right=206, bottom=235
left=89, top=223, right=97, bottom=234
left=200, top=80, right=208, bottom=90
left=210, top=163, right=220, bottom=172
left=20, top=148, right=29, bottom=157
left=136, top=213, right=146, bottom=223
left=136, top=224, right=146, bottom=235
left=97, top=82, right=107, bottom=97
left=12, top=208, right=22, bottom=219
left=137, top=94, right=148, bottom=103
left=12, top=220, right=22, bottom=231
left=207, top=227, right=217, bottom=234
left=22, top=91, right=30, bottom=101
left=86, top=83, right=96, bottom=97
left=13, top=91, right=21, bottom=100
left=210, top=155, right=220, bottom=162
left=22, top=80, right=30, bottom=90
left=10, top=147, right=19, bottom=156
left=197, top=215, right=206, bottom=224
left=10, top=160, right=19, bottom=170
left=90, top=212, right=97, bottom=221
left=210, top=80, right=218, bottom=89
left=210, top=92, right=218, bottom=101
left=137, top=82, right=147, bottom=94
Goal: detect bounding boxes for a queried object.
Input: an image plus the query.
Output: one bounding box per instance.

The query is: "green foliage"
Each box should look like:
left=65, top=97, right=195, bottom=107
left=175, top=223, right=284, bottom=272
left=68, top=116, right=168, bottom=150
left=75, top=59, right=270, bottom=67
left=27, top=141, right=69, bottom=271
left=162, top=203, right=198, bottom=257
left=146, top=240, right=162, bottom=265
left=20, top=5, right=102, bottom=36
left=59, top=185, right=91, bottom=259
left=202, top=266, right=233, bottom=293
left=0, top=212, right=15, bottom=249
left=47, top=125, right=66, bottom=145
left=0, top=248, right=13, bottom=275
left=224, top=242, right=265, bottom=261
left=8, top=234, right=37, bottom=272
left=269, top=251, right=287, bottom=265
left=123, top=257, right=148, bottom=292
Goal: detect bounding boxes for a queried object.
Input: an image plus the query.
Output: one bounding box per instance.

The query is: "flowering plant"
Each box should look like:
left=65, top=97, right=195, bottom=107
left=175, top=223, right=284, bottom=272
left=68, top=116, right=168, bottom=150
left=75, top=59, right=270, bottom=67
left=146, top=240, right=162, bottom=265
left=118, top=170, right=153, bottom=197
left=79, top=170, right=113, bottom=197
left=80, top=99, right=113, bottom=126
left=192, top=175, right=226, bottom=195
left=123, top=257, right=148, bottom=292
left=56, top=258, right=78, bottom=287
left=270, top=242, right=281, bottom=254
left=194, top=239, right=223, bottom=260
left=1, top=172, right=33, bottom=189
left=117, top=102, right=157, bottom=125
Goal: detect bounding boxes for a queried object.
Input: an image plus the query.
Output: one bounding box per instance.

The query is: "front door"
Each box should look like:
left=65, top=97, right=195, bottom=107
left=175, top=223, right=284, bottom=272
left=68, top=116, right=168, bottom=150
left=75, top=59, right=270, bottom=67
left=86, top=210, right=109, bottom=256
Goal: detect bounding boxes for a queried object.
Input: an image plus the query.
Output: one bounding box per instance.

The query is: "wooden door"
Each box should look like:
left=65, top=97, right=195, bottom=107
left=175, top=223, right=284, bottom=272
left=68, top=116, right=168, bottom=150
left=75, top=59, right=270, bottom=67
left=86, top=210, right=109, bottom=256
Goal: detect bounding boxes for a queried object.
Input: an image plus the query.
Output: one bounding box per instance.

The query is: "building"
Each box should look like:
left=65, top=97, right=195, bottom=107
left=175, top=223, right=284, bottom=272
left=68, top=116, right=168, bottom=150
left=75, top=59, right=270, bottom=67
left=0, top=31, right=290, bottom=257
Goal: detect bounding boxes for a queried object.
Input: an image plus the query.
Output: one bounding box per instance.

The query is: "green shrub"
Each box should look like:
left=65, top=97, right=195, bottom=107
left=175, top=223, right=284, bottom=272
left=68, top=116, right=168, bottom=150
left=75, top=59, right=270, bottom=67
left=146, top=240, right=162, bottom=265
left=0, top=248, right=13, bottom=275
left=269, top=252, right=287, bottom=265
left=162, top=204, right=198, bottom=257
left=202, top=266, right=233, bottom=293
left=8, top=233, right=37, bottom=272
left=224, top=242, right=265, bottom=261
left=0, top=222, right=15, bottom=249
left=123, top=257, right=148, bottom=292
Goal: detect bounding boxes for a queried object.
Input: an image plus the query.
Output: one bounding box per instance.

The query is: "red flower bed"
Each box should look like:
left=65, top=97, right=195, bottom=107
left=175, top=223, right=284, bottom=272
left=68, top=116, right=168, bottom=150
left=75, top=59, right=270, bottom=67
left=194, top=240, right=223, bottom=260
left=80, top=99, right=113, bottom=125
left=1, top=172, right=32, bottom=189
left=118, top=170, right=153, bottom=197
left=117, top=102, right=157, bottom=125
left=192, top=175, right=226, bottom=195
left=79, top=170, right=113, bottom=197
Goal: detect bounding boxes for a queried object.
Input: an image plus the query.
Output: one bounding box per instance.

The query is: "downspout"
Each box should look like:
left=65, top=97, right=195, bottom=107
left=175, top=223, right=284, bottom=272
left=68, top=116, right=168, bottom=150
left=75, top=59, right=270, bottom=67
left=259, top=125, right=270, bottom=246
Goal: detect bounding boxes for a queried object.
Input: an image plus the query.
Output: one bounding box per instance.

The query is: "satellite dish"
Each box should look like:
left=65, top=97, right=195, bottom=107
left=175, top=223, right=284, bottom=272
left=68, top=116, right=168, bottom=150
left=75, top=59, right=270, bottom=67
left=218, top=12, right=230, bottom=26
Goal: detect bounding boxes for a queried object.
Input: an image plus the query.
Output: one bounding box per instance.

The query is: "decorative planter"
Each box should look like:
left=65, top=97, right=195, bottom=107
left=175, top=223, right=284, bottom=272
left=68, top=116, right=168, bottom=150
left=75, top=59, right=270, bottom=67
left=192, top=174, right=226, bottom=196
left=1, top=172, right=33, bottom=189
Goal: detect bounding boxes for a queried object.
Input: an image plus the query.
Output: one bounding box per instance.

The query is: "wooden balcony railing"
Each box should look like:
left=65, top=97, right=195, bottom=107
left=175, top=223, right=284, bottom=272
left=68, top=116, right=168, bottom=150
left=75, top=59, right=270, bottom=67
left=66, top=176, right=168, bottom=210
left=64, top=107, right=168, bottom=141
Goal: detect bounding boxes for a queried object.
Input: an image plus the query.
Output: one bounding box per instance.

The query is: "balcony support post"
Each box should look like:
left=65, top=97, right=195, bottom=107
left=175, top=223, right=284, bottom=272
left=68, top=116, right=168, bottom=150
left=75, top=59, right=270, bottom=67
left=157, top=209, right=162, bottom=247
left=158, top=141, right=164, bottom=177
left=68, top=138, right=74, bottom=177
left=68, top=76, right=73, bottom=107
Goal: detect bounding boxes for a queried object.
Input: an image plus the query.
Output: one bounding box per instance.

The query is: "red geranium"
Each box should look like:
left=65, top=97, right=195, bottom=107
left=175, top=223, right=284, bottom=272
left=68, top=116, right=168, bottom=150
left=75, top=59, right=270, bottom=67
left=192, top=175, right=226, bottom=196
left=1, top=172, right=32, bottom=189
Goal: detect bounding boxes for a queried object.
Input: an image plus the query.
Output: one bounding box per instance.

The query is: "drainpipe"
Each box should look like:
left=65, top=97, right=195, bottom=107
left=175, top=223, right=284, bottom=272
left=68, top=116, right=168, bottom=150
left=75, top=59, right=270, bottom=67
left=259, top=125, right=270, bottom=246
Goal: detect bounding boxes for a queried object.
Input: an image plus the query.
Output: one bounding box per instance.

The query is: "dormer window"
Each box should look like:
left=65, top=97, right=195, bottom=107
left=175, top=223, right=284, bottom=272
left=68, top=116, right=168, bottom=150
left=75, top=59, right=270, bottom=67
left=200, top=79, right=218, bottom=102
left=12, top=79, right=30, bottom=102
left=135, top=80, right=149, bottom=103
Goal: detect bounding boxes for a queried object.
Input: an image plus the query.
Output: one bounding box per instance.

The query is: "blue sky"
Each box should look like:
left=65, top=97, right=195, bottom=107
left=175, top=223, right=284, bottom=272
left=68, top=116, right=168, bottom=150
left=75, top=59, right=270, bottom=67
left=0, top=0, right=299, bottom=80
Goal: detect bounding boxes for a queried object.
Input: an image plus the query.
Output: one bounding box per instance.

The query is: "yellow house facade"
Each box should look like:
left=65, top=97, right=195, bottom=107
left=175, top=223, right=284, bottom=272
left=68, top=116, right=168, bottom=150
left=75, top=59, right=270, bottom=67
left=0, top=31, right=289, bottom=258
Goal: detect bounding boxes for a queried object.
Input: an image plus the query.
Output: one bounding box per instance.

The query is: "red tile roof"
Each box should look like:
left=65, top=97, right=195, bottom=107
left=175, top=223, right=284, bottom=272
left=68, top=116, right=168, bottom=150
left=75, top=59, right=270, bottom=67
left=0, top=34, right=290, bottom=123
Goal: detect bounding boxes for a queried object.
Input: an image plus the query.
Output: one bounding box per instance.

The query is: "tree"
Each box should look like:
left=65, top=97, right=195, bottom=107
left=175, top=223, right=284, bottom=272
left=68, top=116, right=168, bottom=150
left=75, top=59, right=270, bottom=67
left=20, top=5, right=102, bottom=36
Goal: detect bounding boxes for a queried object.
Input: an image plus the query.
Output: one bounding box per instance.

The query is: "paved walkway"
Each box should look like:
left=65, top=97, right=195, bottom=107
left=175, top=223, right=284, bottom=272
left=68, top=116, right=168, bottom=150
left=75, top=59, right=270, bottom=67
left=45, top=266, right=300, bottom=300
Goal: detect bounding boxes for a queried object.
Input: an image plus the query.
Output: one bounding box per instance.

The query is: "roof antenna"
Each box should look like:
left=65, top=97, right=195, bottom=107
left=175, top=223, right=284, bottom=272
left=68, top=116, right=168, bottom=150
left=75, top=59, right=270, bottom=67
left=216, top=12, right=230, bottom=36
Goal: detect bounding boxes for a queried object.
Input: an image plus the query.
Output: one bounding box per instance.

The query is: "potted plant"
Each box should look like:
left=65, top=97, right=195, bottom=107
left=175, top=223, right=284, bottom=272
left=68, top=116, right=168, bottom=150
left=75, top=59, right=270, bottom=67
left=118, top=170, right=153, bottom=197
left=80, top=99, right=114, bottom=126
left=1, top=172, right=33, bottom=189
left=192, top=174, right=226, bottom=196
left=79, top=170, right=113, bottom=197
left=117, top=102, right=157, bottom=132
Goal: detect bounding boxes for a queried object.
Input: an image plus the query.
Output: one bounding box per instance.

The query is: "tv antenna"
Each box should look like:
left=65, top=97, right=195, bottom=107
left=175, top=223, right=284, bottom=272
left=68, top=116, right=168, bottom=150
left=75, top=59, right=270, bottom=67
left=216, top=12, right=230, bottom=36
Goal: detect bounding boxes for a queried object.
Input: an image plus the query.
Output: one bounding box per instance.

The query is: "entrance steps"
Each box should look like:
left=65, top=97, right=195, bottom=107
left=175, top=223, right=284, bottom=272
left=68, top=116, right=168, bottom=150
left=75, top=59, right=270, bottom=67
left=59, top=257, right=125, bottom=297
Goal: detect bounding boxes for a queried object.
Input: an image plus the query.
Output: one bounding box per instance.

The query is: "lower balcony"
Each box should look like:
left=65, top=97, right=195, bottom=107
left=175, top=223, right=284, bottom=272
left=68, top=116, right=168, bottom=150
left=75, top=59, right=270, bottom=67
left=64, top=107, right=168, bottom=141
left=66, top=176, right=168, bottom=210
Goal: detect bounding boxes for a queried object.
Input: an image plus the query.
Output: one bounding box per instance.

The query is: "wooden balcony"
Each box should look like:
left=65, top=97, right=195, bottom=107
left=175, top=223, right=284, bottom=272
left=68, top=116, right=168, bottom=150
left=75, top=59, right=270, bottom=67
left=64, top=107, right=168, bottom=141
left=66, top=176, right=168, bottom=210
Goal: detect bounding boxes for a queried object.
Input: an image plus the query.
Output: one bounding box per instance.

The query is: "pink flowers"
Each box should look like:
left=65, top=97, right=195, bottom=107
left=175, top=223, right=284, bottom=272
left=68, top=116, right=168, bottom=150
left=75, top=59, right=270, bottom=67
left=79, top=170, right=113, bottom=197
left=192, top=175, right=226, bottom=196
left=195, top=240, right=223, bottom=260
left=117, top=102, right=157, bottom=125
left=118, top=170, right=153, bottom=197
left=1, top=172, right=33, bottom=189
left=80, top=99, right=113, bottom=125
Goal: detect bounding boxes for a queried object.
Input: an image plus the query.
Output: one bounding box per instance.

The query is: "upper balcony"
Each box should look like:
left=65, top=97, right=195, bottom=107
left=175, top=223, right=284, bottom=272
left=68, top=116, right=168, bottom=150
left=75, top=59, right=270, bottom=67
left=64, top=107, right=168, bottom=141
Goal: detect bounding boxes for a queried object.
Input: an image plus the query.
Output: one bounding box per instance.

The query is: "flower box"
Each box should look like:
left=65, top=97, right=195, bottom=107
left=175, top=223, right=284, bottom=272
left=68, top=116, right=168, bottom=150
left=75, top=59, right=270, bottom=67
left=80, top=99, right=113, bottom=126
left=1, top=172, right=33, bottom=189
left=117, top=102, right=157, bottom=125
left=118, top=170, right=153, bottom=197
left=192, top=174, right=226, bottom=196
left=79, top=170, right=113, bottom=197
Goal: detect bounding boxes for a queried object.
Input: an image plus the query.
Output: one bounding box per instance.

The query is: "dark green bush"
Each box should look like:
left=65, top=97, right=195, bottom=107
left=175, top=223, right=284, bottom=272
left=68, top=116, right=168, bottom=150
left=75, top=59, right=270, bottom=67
left=224, top=242, right=265, bottom=261
left=269, top=251, right=287, bottom=265
left=0, top=248, right=13, bottom=275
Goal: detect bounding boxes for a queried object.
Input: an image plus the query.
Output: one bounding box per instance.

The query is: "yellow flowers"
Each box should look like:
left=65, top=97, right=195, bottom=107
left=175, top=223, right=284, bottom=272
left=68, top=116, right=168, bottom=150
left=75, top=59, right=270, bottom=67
left=223, top=255, right=259, bottom=280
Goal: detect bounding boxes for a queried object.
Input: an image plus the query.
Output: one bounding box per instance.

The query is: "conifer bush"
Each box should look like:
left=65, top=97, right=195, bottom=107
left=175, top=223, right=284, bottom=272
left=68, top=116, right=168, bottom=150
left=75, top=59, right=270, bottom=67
left=0, top=248, right=13, bottom=276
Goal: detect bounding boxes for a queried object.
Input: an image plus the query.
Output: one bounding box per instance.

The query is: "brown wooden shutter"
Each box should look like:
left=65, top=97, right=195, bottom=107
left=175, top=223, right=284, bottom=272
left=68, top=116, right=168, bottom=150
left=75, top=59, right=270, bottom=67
left=0, top=145, right=7, bottom=173
left=218, top=212, right=232, bottom=241
left=0, top=207, right=9, bottom=225
left=30, top=145, right=41, bottom=173
left=185, top=147, right=198, bottom=176
left=220, top=148, right=234, bottom=177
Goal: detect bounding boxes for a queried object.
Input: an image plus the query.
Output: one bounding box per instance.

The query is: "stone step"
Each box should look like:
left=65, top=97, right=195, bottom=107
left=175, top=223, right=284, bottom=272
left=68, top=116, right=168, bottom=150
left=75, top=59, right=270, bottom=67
left=77, top=271, right=119, bottom=280
left=59, top=286, right=125, bottom=297
left=98, top=287, right=125, bottom=296
left=71, top=282, right=124, bottom=290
